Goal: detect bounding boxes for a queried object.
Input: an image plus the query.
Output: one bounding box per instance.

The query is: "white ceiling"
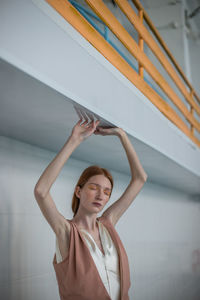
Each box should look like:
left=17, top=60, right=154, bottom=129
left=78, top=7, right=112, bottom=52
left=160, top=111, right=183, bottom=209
left=1, top=58, right=200, bottom=198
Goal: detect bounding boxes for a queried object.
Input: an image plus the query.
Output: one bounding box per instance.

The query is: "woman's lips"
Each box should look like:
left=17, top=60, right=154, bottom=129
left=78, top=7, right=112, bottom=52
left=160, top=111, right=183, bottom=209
left=92, top=202, right=102, bottom=207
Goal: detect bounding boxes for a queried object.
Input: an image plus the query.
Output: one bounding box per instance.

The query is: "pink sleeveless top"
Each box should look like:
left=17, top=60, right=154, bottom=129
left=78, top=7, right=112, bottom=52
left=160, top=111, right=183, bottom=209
left=52, top=215, right=131, bottom=300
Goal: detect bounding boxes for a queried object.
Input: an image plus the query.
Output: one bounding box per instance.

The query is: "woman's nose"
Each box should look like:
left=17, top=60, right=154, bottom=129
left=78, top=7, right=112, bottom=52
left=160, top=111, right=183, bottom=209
left=96, top=188, right=103, bottom=198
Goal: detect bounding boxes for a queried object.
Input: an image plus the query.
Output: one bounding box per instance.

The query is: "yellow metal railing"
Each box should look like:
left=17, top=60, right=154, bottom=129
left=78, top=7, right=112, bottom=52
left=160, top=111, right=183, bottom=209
left=46, top=0, right=200, bottom=148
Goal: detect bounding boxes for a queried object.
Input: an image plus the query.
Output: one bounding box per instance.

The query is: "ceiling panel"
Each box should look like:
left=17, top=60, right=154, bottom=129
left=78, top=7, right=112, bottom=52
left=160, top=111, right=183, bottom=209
left=0, top=58, right=200, bottom=197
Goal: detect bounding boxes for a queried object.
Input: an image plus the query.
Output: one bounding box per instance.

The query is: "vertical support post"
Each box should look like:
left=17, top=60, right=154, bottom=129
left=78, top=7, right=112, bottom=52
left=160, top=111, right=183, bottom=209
left=190, top=89, right=194, bottom=135
left=138, top=9, right=144, bottom=78
left=105, top=25, right=109, bottom=41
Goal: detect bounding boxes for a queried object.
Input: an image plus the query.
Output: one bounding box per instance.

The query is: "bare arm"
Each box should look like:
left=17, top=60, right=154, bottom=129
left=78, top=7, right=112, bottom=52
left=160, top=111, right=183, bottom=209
left=34, top=119, right=100, bottom=197
left=34, top=118, right=100, bottom=235
left=95, top=127, right=148, bottom=225
left=118, top=129, right=148, bottom=181
left=34, top=135, right=82, bottom=198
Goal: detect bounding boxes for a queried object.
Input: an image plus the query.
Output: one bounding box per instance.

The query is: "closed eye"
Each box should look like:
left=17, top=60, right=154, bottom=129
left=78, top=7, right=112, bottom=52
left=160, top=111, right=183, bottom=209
left=88, top=186, right=97, bottom=190
left=88, top=185, right=110, bottom=196
left=104, top=191, right=111, bottom=196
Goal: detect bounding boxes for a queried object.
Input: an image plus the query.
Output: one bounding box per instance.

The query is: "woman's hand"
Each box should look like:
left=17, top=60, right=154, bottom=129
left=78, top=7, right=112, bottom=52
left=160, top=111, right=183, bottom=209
left=71, top=118, right=100, bottom=141
left=94, top=126, right=125, bottom=137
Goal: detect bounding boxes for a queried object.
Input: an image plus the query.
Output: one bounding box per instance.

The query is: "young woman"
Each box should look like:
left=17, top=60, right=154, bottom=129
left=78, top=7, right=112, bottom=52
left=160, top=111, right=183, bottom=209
left=34, top=118, right=147, bottom=300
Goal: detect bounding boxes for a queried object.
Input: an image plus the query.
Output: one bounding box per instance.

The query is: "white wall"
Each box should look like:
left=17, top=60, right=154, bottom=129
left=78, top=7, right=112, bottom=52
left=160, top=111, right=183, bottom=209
left=143, top=0, right=200, bottom=138
left=145, top=1, right=190, bottom=117
left=184, top=0, right=200, bottom=98
left=144, top=0, right=200, bottom=106
left=1, top=136, right=200, bottom=300
left=188, top=39, right=200, bottom=97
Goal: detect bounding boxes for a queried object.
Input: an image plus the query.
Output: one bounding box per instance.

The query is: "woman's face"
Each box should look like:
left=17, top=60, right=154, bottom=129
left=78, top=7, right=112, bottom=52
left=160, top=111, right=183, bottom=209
left=76, top=175, right=112, bottom=212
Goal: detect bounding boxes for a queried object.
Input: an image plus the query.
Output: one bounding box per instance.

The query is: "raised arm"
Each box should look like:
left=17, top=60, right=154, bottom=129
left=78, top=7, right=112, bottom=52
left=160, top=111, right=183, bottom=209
left=34, top=118, right=100, bottom=235
left=94, top=127, right=148, bottom=225
left=117, top=129, right=148, bottom=181
left=34, top=134, right=81, bottom=199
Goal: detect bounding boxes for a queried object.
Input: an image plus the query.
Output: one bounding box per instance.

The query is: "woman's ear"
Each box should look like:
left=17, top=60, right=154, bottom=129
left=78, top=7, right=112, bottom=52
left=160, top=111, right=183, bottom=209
left=75, top=186, right=81, bottom=199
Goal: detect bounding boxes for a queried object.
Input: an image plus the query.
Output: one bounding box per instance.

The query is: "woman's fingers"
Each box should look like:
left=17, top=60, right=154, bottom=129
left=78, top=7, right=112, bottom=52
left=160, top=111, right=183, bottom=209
left=85, top=120, right=94, bottom=128
left=95, top=120, right=100, bottom=127
left=74, top=117, right=101, bottom=139
left=82, top=119, right=88, bottom=125
left=87, top=119, right=100, bottom=128
left=77, top=119, right=83, bottom=125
